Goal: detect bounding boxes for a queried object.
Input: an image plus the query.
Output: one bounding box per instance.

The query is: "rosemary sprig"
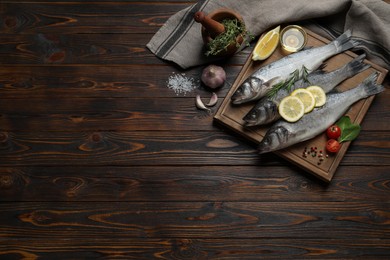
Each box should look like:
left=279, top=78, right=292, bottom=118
left=301, top=65, right=310, bottom=83
left=266, top=66, right=310, bottom=99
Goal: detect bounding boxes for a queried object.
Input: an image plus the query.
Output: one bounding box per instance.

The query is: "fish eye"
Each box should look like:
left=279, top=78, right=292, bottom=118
left=262, top=137, right=270, bottom=146
left=243, top=82, right=250, bottom=89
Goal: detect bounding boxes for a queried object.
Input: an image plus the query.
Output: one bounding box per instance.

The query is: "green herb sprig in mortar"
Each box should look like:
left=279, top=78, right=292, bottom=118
left=205, top=18, right=253, bottom=56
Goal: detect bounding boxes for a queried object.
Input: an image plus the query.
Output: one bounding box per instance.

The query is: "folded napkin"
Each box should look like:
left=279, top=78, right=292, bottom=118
left=147, top=0, right=390, bottom=70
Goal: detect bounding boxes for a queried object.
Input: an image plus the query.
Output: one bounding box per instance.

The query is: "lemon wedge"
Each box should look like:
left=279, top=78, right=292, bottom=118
left=307, top=85, right=326, bottom=107
left=291, top=88, right=316, bottom=113
left=252, top=25, right=280, bottom=61
left=278, top=96, right=305, bottom=122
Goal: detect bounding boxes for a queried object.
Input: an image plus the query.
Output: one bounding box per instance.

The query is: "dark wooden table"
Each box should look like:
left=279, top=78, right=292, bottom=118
left=1, top=1, right=389, bottom=259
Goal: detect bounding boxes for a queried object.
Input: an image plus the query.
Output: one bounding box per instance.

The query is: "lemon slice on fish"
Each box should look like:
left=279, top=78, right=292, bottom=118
left=307, top=85, right=326, bottom=107
left=252, top=26, right=280, bottom=61
left=278, top=96, right=305, bottom=122
left=291, top=88, right=316, bottom=113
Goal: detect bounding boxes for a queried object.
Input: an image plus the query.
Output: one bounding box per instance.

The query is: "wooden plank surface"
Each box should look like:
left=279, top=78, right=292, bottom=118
left=0, top=34, right=249, bottom=65
left=0, top=131, right=389, bottom=166
left=1, top=166, right=389, bottom=202
left=0, top=202, right=389, bottom=239
left=0, top=0, right=389, bottom=259
left=1, top=238, right=388, bottom=259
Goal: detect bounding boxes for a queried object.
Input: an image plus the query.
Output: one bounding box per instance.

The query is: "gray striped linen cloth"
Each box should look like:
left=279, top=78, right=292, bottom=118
left=146, top=0, right=389, bottom=70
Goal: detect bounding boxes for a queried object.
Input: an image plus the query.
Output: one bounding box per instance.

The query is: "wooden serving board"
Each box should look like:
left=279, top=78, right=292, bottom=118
left=214, top=28, right=388, bottom=182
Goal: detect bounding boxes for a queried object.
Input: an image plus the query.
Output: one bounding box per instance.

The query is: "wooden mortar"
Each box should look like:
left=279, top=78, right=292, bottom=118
left=194, top=8, right=245, bottom=57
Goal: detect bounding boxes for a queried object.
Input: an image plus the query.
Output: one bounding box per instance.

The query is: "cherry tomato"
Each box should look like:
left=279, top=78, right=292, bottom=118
left=326, top=139, right=341, bottom=153
left=327, top=125, right=341, bottom=139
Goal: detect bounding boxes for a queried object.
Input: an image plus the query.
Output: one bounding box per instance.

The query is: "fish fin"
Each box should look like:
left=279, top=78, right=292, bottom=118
left=333, top=29, right=359, bottom=54
left=362, top=72, right=384, bottom=97
left=345, top=53, right=371, bottom=77
left=301, top=46, right=314, bottom=51
left=310, top=63, right=328, bottom=76
left=317, top=63, right=327, bottom=71
left=328, top=88, right=342, bottom=94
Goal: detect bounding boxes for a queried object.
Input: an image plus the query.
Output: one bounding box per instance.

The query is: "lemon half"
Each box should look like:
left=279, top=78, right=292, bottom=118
left=291, top=88, right=316, bottom=113
left=307, top=85, right=326, bottom=107
left=278, top=96, right=305, bottom=122
left=252, top=26, right=280, bottom=61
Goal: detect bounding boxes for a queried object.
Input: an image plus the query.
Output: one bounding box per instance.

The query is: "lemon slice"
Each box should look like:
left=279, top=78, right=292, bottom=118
left=252, top=25, right=280, bottom=61
left=291, top=88, right=316, bottom=113
left=278, top=96, right=305, bottom=122
left=307, top=85, right=326, bottom=107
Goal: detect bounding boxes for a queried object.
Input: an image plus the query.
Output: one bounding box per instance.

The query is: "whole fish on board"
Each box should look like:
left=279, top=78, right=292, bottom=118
left=243, top=54, right=371, bottom=126
left=257, top=72, right=384, bottom=154
left=231, top=30, right=358, bottom=105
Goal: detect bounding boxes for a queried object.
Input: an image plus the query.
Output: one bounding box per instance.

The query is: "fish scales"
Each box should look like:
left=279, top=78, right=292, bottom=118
left=231, top=30, right=358, bottom=105
left=257, top=72, right=384, bottom=154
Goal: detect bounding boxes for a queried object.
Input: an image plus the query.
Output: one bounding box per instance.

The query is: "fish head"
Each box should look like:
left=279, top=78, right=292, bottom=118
left=258, top=125, right=290, bottom=154
left=243, top=107, right=263, bottom=126
left=243, top=100, right=279, bottom=126
left=231, top=77, right=263, bottom=105
left=231, top=76, right=281, bottom=105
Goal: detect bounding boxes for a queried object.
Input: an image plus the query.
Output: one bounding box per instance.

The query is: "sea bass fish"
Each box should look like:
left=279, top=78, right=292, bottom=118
left=244, top=54, right=371, bottom=126
left=231, top=30, right=358, bottom=105
left=257, top=72, right=384, bottom=154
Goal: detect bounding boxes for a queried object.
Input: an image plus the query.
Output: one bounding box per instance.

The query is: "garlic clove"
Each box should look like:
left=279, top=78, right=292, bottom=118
left=205, top=92, right=218, bottom=107
left=195, top=95, right=210, bottom=111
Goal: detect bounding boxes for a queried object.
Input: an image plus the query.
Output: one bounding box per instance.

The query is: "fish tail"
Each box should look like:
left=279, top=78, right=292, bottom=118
left=332, top=29, right=359, bottom=54
left=361, top=72, right=385, bottom=98
left=320, top=54, right=371, bottom=94
left=344, top=54, right=371, bottom=78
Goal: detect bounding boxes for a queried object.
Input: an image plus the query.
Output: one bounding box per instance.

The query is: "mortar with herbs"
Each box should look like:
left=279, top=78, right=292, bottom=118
left=194, top=8, right=251, bottom=57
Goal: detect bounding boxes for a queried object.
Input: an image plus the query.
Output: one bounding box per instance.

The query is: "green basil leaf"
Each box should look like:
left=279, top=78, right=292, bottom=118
left=336, top=116, right=361, bottom=143
left=336, top=116, right=351, bottom=131
left=339, top=124, right=361, bottom=143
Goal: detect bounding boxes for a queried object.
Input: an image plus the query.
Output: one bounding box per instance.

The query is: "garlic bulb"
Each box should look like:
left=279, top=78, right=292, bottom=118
left=201, top=65, right=226, bottom=89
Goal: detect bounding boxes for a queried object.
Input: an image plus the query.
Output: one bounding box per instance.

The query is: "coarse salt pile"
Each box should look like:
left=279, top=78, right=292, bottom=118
left=167, top=72, right=198, bottom=95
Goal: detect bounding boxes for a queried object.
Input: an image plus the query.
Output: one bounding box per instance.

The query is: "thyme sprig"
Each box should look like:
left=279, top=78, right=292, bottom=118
left=267, top=66, right=310, bottom=99
left=205, top=18, right=253, bottom=56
